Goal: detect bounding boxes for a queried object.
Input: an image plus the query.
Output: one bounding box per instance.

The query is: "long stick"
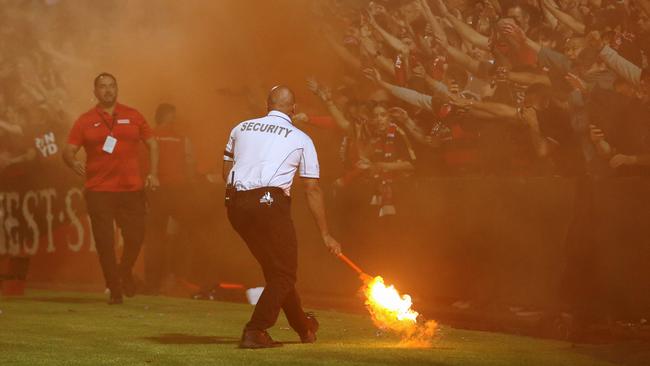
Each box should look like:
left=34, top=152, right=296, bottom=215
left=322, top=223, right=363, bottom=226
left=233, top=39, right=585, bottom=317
left=337, top=254, right=371, bottom=281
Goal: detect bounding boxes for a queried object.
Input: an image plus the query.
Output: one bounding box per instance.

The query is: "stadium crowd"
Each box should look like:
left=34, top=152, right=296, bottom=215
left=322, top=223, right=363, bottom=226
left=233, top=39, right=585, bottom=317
left=0, top=0, right=71, bottom=178
left=301, top=0, right=649, bottom=215
left=2, top=0, right=649, bottom=210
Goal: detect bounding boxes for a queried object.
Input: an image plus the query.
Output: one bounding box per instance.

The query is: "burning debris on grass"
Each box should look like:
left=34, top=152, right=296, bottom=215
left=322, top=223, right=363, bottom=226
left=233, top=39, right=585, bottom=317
left=362, top=275, right=437, bottom=347
left=338, top=254, right=437, bottom=347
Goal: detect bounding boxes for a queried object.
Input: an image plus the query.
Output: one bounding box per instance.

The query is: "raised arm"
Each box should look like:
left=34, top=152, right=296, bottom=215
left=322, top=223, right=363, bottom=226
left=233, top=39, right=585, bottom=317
left=306, top=78, right=354, bottom=133
left=435, top=0, right=490, bottom=49
left=423, top=72, right=452, bottom=97
left=597, top=45, right=642, bottom=86
left=500, top=22, right=541, bottom=53
left=540, top=2, right=559, bottom=29
left=368, top=13, right=410, bottom=55
left=324, top=32, right=363, bottom=70
left=447, top=14, right=490, bottom=49
left=364, top=68, right=435, bottom=110
left=358, top=28, right=396, bottom=75
left=542, top=0, right=586, bottom=35
left=434, top=34, right=480, bottom=74
left=448, top=93, right=519, bottom=119
left=418, top=0, right=447, bottom=45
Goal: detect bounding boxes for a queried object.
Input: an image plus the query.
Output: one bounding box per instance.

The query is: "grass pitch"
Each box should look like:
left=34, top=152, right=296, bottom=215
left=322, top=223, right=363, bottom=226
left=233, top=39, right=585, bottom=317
left=1, top=290, right=648, bottom=366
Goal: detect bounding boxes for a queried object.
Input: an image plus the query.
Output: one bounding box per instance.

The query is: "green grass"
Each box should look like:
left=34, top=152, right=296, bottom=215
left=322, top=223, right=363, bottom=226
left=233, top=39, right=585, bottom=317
left=0, top=290, right=648, bottom=366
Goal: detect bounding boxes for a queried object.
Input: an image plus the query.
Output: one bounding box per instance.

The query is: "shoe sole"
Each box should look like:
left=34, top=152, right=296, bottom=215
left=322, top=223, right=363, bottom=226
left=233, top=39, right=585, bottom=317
left=238, top=342, right=283, bottom=349
left=300, top=331, right=317, bottom=344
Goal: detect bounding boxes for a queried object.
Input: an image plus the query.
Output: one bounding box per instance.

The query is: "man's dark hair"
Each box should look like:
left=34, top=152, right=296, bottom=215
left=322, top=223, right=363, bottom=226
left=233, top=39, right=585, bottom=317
left=94, top=72, right=117, bottom=88
left=155, top=103, right=176, bottom=125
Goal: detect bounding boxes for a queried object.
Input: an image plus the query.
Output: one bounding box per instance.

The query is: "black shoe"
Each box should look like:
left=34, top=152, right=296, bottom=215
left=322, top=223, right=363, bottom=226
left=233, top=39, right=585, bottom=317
left=122, top=273, right=136, bottom=298
left=299, top=312, right=319, bottom=343
left=239, top=330, right=283, bottom=349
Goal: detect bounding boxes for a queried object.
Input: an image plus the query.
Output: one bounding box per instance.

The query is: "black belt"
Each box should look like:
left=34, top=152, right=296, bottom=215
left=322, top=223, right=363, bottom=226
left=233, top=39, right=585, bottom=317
left=235, top=187, right=284, bottom=196
left=234, top=187, right=290, bottom=204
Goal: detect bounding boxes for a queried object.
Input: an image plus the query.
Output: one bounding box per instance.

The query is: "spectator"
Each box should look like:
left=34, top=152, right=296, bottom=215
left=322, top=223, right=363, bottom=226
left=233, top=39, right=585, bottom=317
left=143, top=103, right=196, bottom=294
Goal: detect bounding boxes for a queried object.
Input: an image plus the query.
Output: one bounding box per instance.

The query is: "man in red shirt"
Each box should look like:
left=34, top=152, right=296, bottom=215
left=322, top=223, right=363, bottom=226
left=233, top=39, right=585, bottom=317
left=143, top=103, right=195, bottom=294
left=62, top=73, right=160, bottom=304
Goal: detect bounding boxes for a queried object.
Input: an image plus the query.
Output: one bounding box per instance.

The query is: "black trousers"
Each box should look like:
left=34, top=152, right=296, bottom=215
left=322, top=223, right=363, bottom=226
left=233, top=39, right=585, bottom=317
left=227, top=187, right=309, bottom=334
left=85, top=190, right=146, bottom=295
left=144, top=187, right=189, bottom=290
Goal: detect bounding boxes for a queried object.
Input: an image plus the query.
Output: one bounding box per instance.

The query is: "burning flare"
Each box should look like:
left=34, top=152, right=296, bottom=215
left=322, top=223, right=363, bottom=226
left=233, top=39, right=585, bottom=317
left=337, top=254, right=437, bottom=346
left=361, top=275, right=437, bottom=347
left=365, top=276, right=418, bottom=325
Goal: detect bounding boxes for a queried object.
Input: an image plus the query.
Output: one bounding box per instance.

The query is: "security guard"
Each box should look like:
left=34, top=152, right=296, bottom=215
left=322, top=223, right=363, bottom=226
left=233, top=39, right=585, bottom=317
left=223, top=85, right=342, bottom=349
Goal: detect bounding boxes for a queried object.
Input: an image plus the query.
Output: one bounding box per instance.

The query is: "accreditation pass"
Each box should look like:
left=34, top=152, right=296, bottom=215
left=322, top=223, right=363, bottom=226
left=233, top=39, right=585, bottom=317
left=102, top=135, right=117, bottom=154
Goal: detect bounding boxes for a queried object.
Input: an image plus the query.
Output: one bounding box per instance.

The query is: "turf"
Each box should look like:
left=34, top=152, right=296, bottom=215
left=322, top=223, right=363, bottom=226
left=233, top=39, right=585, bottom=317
left=1, top=290, right=648, bottom=366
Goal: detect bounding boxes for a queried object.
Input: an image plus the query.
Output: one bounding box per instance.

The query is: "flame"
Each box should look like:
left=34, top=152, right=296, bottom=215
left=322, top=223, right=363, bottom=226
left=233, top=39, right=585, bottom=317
left=361, top=275, right=437, bottom=347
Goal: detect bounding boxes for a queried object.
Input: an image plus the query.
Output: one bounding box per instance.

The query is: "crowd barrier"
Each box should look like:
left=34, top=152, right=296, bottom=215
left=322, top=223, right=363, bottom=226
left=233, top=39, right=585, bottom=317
left=3, top=172, right=648, bottom=316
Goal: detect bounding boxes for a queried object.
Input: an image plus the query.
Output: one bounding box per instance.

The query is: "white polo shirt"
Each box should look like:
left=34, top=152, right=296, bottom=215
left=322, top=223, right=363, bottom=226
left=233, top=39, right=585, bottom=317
left=223, top=110, right=320, bottom=196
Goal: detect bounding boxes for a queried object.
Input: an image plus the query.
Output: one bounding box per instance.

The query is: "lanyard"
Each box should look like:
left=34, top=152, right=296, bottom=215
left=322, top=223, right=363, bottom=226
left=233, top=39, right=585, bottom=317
left=97, top=108, right=116, bottom=135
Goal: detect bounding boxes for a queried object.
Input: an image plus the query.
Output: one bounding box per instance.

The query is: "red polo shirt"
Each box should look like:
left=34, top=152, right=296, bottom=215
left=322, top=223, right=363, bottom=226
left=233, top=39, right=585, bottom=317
left=68, top=103, right=152, bottom=192
left=152, top=124, right=189, bottom=187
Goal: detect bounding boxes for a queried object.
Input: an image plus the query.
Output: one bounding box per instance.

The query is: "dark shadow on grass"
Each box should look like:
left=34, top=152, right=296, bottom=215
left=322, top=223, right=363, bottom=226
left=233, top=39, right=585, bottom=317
left=144, top=333, right=240, bottom=345
left=18, top=297, right=105, bottom=304
left=144, top=333, right=303, bottom=346
left=571, top=341, right=650, bottom=366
